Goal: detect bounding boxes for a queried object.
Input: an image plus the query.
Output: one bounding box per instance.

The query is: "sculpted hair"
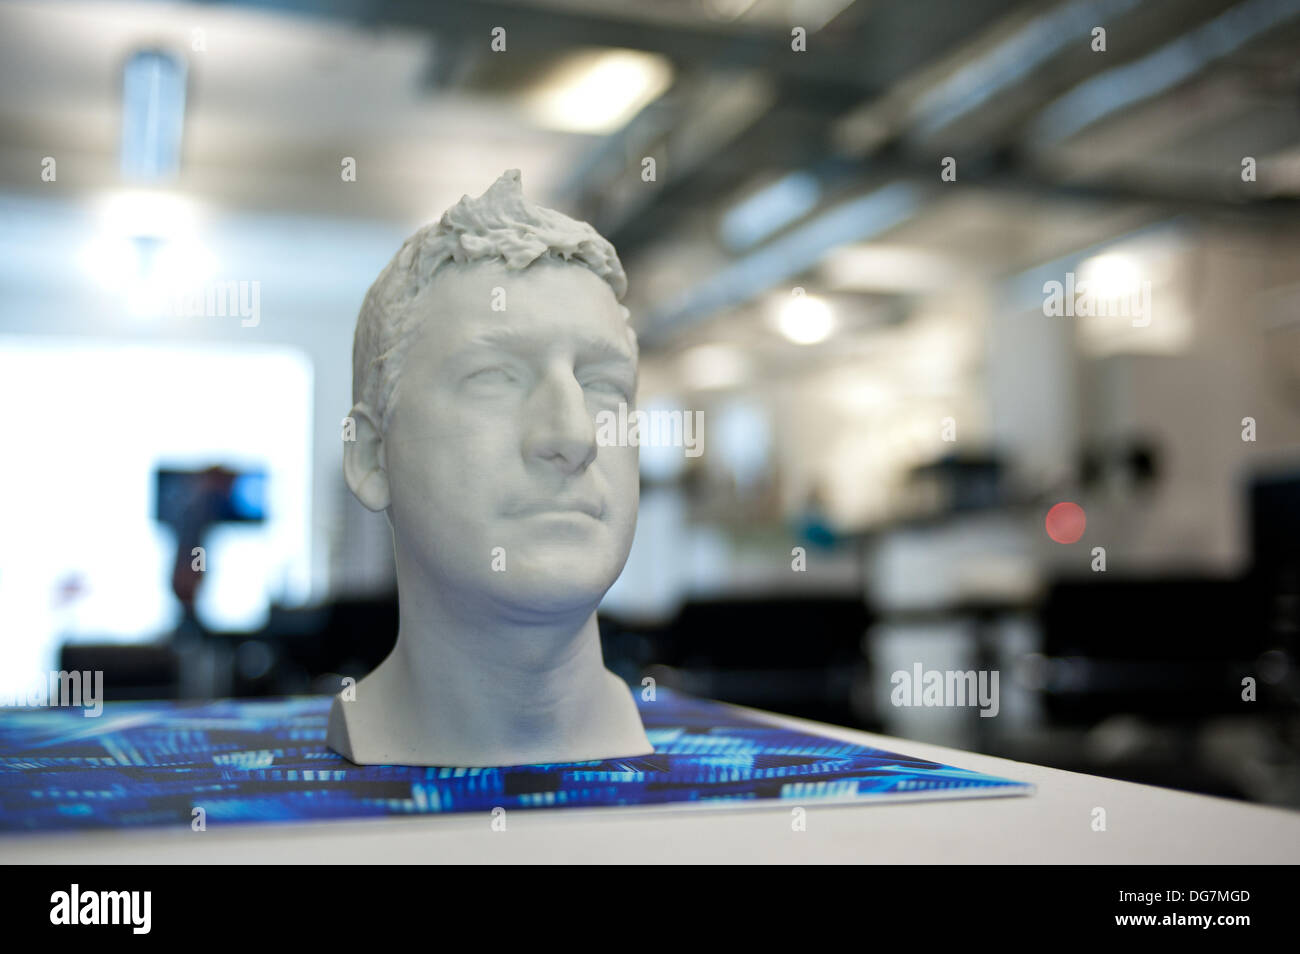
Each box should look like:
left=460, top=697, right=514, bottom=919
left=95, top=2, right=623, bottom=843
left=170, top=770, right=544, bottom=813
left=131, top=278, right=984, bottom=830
left=352, top=169, right=630, bottom=430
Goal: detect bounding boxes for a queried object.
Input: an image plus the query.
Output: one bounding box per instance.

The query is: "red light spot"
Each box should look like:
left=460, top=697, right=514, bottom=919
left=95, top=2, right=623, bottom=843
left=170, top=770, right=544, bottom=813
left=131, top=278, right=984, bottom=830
left=1046, top=502, right=1086, bottom=544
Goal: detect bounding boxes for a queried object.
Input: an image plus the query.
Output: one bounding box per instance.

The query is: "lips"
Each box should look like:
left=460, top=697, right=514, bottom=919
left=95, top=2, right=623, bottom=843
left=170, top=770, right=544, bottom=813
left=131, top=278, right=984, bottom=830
left=506, top=496, right=603, bottom=519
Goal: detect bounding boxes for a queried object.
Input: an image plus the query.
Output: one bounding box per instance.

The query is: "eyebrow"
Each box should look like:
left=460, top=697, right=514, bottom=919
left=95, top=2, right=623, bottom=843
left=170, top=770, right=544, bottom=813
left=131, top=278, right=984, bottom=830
left=460, top=327, right=635, bottom=364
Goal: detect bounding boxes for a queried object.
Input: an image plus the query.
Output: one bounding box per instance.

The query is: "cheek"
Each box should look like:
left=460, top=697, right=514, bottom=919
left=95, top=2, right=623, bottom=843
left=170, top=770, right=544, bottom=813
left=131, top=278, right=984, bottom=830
left=391, top=403, right=522, bottom=484
left=383, top=447, right=481, bottom=539
left=599, top=447, right=640, bottom=507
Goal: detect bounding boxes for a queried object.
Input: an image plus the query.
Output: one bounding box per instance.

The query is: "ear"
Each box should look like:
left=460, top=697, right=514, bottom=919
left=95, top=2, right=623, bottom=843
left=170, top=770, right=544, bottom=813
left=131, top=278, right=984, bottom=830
left=343, top=402, right=390, bottom=512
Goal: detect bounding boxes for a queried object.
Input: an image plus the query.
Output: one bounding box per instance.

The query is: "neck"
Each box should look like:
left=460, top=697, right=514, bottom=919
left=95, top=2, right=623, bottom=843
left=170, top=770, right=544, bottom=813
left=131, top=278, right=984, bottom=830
left=385, top=571, right=613, bottom=755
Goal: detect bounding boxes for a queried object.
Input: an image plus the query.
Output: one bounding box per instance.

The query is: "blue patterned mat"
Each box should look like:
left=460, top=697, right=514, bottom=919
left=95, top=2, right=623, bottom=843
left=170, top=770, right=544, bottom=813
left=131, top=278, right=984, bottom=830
left=0, top=689, right=1030, bottom=831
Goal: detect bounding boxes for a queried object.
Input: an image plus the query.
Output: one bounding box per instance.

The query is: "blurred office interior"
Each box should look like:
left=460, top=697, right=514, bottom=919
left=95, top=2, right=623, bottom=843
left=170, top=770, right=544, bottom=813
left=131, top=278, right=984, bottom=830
left=0, top=0, right=1298, bottom=805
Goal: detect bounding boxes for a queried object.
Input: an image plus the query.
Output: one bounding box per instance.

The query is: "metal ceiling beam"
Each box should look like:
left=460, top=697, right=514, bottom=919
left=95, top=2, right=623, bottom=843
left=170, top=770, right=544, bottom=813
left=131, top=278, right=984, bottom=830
left=232, top=0, right=1028, bottom=89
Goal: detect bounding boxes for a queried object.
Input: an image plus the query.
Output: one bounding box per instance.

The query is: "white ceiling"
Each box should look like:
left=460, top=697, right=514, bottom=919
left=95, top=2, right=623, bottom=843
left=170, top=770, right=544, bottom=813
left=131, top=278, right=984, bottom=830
left=0, top=0, right=595, bottom=226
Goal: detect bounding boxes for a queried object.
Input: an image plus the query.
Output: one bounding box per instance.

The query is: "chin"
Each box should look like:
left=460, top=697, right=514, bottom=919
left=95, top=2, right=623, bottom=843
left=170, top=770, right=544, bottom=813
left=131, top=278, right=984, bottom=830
left=495, top=555, right=622, bottom=613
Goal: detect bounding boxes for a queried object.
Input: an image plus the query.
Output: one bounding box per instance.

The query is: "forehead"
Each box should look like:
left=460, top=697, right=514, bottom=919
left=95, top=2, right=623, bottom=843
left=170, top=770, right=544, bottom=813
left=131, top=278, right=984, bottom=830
left=409, top=259, right=632, bottom=357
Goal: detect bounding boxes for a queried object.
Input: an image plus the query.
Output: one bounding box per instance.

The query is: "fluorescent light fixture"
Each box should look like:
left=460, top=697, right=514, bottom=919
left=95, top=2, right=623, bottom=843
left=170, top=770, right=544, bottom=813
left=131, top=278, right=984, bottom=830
left=527, top=49, right=673, bottom=134
left=774, top=293, right=835, bottom=345
left=81, top=190, right=216, bottom=315
left=81, top=236, right=217, bottom=316
left=721, top=172, right=821, bottom=251
left=1078, top=252, right=1142, bottom=301
left=1074, top=243, right=1191, bottom=356
left=121, top=49, right=188, bottom=181
left=100, top=189, right=199, bottom=241
left=647, top=182, right=922, bottom=338
left=679, top=344, right=751, bottom=390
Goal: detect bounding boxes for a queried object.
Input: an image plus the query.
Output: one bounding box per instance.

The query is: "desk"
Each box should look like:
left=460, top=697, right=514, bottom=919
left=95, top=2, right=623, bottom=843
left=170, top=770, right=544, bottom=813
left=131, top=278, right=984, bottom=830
left=5, top=704, right=1297, bottom=863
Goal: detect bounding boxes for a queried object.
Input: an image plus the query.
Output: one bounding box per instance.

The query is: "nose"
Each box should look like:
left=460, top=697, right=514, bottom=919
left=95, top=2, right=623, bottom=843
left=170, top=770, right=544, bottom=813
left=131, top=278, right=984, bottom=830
left=522, top=362, right=597, bottom=475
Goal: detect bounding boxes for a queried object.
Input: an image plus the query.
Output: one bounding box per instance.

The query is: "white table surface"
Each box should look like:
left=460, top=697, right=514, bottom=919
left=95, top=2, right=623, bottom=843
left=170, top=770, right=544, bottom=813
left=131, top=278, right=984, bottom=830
left=6, top=704, right=1299, bottom=863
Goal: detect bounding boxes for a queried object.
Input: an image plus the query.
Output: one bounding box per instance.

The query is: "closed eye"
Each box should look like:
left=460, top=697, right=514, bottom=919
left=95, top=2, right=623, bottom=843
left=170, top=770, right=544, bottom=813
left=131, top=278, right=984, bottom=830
left=466, top=366, right=517, bottom=385
left=581, top=376, right=633, bottom=401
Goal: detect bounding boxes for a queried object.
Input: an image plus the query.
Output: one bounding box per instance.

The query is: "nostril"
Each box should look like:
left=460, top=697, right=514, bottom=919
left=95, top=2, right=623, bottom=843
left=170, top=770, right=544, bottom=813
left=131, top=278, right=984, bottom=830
left=528, top=433, right=595, bottom=474
left=523, top=373, right=598, bottom=470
